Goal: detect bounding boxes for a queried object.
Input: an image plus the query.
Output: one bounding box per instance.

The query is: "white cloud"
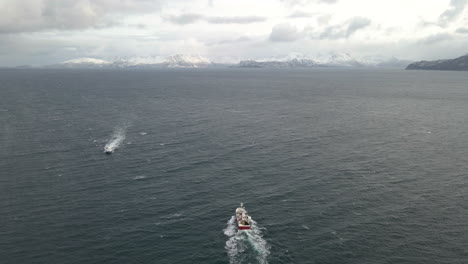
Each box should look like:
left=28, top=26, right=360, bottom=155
left=281, top=0, right=338, bottom=6
left=287, top=11, right=316, bottom=18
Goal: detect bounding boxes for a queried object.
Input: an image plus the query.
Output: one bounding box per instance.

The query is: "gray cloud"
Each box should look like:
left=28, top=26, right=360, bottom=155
left=269, top=23, right=301, bottom=42
left=455, top=27, right=468, bottom=34
left=438, top=0, right=467, bottom=27
left=347, top=17, right=371, bottom=35
left=167, top=13, right=204, bottom=24
left=167, top=13, right=266, bottom=25
left=319, top=17, right=371, bottom=39
left=207, top=36, right=252, bottom=46
left=419, top=33, right=454, bottom=45
left=270, top=17, right=370, bottom=42
left=0, top=32, right=105, bottom=66
left=0, top=0, right=162, bottom=34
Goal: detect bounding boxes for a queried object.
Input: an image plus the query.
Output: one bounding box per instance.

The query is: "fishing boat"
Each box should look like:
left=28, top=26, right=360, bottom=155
left=235, top=203, right=251, bottom=230
left=104, top=147, right=114, bottom=154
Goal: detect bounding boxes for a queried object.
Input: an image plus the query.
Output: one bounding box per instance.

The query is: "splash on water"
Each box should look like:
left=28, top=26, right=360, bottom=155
left=224, top=216, right=270, bottom=264
left=133, top=175, right=147, bottom=180
left=105, top=127, right=127, bottom=151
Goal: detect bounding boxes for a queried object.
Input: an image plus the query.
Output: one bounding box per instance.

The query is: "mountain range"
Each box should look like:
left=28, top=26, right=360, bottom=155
left=40, top=53, right=411, bottom=69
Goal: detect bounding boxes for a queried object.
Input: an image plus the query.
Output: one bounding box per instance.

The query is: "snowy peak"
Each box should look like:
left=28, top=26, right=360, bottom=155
left=238, top=53, right=317, bottom=68
left=114, top=54, right=212, bottom=68
left=313, top=52, right=362, bottom=67
left=112, top=56, right=165, bottom=67
left=49, top=57, right=113, bottom=68
left=163, top=54, right=211, bottom=68
left=238, top=57, right=317, bottom=68
left=62, top=58, right=111, bottom=65
left=51, top=55, right=213, bottom=68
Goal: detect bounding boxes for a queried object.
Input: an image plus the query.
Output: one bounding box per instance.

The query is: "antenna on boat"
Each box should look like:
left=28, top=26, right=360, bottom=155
left=240, top=202, right=244, bottom=208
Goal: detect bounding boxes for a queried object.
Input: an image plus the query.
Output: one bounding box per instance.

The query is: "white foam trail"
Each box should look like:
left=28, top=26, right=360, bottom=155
left=105, top=127, right=127, bottom=150
left=224, top=216, right=270, bottom=264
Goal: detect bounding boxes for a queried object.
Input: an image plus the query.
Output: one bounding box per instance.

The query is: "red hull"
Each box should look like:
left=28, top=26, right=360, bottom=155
left=237, top=223, right=251, bottom=230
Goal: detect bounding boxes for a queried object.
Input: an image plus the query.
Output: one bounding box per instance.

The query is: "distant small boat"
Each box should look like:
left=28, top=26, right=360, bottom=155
left=104, top=147, right=114, bottom=154
left=235, top=203, right=251, bottom=230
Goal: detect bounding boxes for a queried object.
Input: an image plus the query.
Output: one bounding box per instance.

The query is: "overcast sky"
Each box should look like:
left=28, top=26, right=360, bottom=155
left=1, top=0, right=468, bottom=66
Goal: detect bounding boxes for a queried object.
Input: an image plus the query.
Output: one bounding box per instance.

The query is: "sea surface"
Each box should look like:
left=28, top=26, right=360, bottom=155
left=1, top=68, right=468, bottom=264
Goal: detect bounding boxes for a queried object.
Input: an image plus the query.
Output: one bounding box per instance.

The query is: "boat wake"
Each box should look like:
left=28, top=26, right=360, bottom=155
left=224, top=216, right=270, bottom=264
left=104, top=127, right=127, bottom=152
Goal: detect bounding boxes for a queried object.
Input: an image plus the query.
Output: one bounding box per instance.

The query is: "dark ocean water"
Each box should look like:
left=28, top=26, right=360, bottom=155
left=1, top=68, right=468, bottom=264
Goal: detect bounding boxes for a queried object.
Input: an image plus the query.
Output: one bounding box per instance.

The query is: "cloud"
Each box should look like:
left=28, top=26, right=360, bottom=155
left=207, top=36, right=252, bottom=46
left=0, top=0, right=163, bottom=33
left=455, top=27, right=468, bottom=34
left=287, top=12, right=331, bottom=27
left=167, top=13, right=204, bottom=24
left=438, top=0, right=468, bottom=27
left=281, top=0, right=338, bottom=6
left=419, top=33, right=453, bottom=45
left=248, top=16, right=370, bottom=43
left=287, top=11, right=316, bottom=18
left=269, top=23, right=301, bottom=42
left=319, top=17, right=371, bottom=39
left=0, top=0, right=166, bottom=34
left=167, top=13, right=266, bottom=25
left=317, top=15, right=332, bottom=25
left=346, top=17, right=371, bottom=35
left=206, top=16, right=266, bottom=24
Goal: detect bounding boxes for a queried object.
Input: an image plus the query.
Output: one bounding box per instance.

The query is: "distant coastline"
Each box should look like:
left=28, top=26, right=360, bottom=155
left=406, top=54, right=468, bottom=71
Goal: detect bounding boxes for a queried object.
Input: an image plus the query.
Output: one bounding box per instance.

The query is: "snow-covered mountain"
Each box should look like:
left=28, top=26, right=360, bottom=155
left=45, top=53, right=410, bottom=69
left=313, top=52, right=362, bottom=67
left=238, top=58, right=318, bottom=68
left=236, top=53, right=411, bottom=69
left=63, top=58, right=111, bottom=65
left=50, top=55, right=212, bottom=69
left=162, top=54, right=211, bottom=68
left=112, top=56, right=165, bottom=68
left=49, top=57, right=112, bottom=68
